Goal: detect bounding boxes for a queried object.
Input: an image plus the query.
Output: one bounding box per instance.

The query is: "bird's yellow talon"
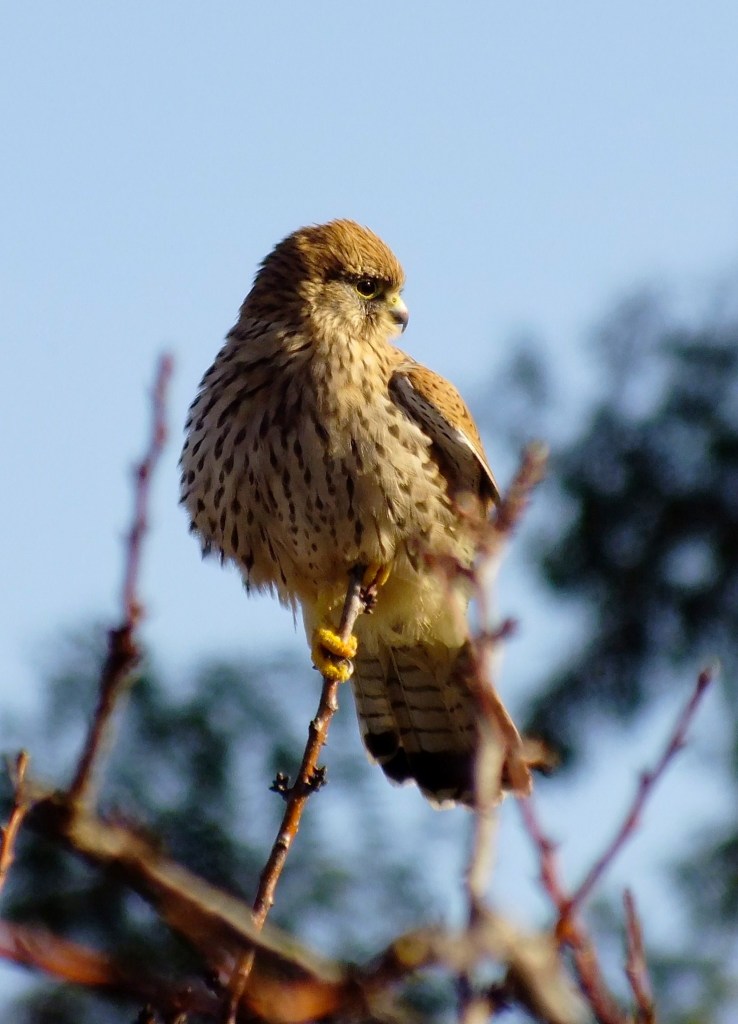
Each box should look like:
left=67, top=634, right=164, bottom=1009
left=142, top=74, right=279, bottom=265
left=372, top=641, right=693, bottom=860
left=362, top=563, right=391, bottom=590
left=315, top=627, right=358, bottom=660
left=311, top=627, right=358, bottom=681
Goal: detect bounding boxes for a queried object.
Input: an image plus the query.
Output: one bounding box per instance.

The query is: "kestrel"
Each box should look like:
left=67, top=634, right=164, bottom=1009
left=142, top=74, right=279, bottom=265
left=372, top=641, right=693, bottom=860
left=181, top=220, right=500, bottom=804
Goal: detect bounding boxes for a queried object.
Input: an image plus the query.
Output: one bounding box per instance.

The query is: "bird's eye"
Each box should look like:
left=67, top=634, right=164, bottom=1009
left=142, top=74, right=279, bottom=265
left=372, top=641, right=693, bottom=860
left=355, top=276, right=381, bottom=300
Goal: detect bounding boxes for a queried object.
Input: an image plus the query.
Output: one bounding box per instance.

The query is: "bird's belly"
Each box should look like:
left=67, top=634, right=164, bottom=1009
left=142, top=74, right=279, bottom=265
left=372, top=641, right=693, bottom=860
left=220, top=412, right=462, bottom=606
left=183, top=368, right=479, bottom=616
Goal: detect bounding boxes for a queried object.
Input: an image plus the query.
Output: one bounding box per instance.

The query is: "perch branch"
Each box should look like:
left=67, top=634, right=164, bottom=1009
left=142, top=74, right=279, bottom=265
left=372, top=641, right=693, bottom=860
left=252, top=566, right=368, bottom=924
left=226, top=565, right=370, bottom=1021
left=69, top=354, right=173, bottom=811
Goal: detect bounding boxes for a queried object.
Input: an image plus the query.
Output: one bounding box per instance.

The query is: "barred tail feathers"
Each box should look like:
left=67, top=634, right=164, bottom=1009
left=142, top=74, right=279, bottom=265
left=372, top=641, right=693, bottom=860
left=350, top=641, right=479, bottom=805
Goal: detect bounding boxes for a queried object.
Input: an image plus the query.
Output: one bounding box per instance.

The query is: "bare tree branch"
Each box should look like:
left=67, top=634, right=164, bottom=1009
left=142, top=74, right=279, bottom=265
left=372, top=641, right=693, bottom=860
left=372, top=914, right=586, bottom=1024
left=0, top=751, right=30, bottom=896
left=225, top=565, right=373, bottom=1021
left=25, top=787, right=355, bottom=1019
left=14, top=782, right=588, bottom=1023
left=623, top=889, right=656, bottom=1024
left=520, top=666, right=715, bottom=1023
left=252, top=565, right=369, bottom=925
left=456, top=445, right=549, bottom=1023
left=69, top=354, right=173, bottom=811
left=0, top=919, right=219, bottom=1018
left=3, top=395, right=707, bottom=1024
left=564, top=666, right=715, bottom=919
left=519, top=797, right=625, bottom=1024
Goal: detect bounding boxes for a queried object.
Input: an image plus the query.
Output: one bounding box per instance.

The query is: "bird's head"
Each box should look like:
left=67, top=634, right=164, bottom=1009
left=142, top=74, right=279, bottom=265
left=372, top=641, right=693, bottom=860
left=245, top=219, right=408, bottom=345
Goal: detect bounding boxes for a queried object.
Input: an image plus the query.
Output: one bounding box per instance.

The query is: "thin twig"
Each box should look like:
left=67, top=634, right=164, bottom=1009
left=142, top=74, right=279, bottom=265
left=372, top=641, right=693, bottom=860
left=482, top=441, right=549, bottom=559
left=253, top=566, right=366, bottom=924
left=0, top=751, right=30, bottom=895
left=465, top=607, right=504, bottom=903
left=464, top=447, right=550, bottom=904
left=519, top=798, right=624, bottom=1024
left=458, top=446, right=548, bottom=1023
left=69, top=354, right=173, bottom=810
left=225, top=565, right=369, bottom=1022
left=564, top=666, right=715, bottom=920
left=623, top=889, right=656, bottom=1024
left=121, top=356, right=173, bottom=626
left=520, top=666, right=715, bottom=1024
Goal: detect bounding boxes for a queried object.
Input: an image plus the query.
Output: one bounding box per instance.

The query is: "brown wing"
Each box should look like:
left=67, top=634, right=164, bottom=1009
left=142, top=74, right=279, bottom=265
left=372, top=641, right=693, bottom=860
left=389, top=360, right=499, bottom=508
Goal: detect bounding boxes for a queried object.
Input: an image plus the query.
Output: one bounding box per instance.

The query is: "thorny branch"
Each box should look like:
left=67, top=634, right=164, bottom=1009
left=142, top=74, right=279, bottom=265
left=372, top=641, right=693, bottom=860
left=69, top=354, right=173, bottom=811
left=520, top=666, right=715, bottom=1023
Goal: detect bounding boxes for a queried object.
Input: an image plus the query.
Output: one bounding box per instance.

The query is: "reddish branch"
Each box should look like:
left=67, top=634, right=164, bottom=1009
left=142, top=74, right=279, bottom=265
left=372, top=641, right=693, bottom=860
left=520, top=798, right=623, bottom=1024
left=0, top=919, right=219, bottom=1018
left=0, top=751, right=30, bottom=896
left=520, top=666, right=715, bottom=1023
left=564, top=667, right=714, bottom=919
left=121, top=354, right=173, bottom=625
left=486, top=441, right=549, bottom=550
left=69, top=355, right=173, bottom=811
left=623, top=889, right=656, bottom=1024
left=225, top=565, right=371, bottom=1022
left=569, top=667, right=712, bottom=917
left=251, top=567, right=368, bottom=925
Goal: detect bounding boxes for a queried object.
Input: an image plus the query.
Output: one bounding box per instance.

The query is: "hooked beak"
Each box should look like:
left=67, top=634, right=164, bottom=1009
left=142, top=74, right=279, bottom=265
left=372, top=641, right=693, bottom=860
left=388, top=293, right=409, bottom=333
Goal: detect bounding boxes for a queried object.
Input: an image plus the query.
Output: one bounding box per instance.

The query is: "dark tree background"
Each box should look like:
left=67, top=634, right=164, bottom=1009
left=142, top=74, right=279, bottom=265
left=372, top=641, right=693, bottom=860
left=485, top=284, right=738, bottom=1021
left=2, top=280, right=737, bottom=1022
left=1, top=639, right=437, bottom=1023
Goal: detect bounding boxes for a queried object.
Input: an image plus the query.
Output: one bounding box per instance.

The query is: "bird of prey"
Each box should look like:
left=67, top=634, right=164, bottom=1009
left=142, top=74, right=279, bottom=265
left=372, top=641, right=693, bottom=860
left=181, top=220, right=503, bottom=804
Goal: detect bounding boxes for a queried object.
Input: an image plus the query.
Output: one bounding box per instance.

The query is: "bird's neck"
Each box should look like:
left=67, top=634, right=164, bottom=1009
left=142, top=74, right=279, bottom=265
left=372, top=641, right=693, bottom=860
left=309, top=329, right=394, bottom=416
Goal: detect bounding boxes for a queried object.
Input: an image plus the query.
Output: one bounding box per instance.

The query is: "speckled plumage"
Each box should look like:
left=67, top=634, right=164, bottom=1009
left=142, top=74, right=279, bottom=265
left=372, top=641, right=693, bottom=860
left=181, top=220, right=498, bottom=803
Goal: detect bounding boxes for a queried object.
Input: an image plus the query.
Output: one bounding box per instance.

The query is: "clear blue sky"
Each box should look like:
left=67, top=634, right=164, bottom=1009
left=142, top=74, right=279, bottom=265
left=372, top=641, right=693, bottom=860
left=1, top=0, right=737, bottom=974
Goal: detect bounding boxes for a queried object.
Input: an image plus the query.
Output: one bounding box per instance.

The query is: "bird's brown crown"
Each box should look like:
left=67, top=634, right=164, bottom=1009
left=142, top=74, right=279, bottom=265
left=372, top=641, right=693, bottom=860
left=246, top=220, right=405, bottom=316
